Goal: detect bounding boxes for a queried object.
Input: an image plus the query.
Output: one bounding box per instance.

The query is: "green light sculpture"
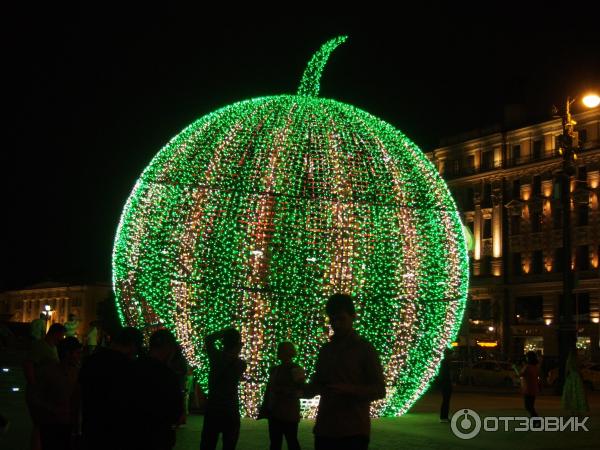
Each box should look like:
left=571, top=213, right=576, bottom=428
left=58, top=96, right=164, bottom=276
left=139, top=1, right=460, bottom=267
left=113, top=36, right=468, bottom=417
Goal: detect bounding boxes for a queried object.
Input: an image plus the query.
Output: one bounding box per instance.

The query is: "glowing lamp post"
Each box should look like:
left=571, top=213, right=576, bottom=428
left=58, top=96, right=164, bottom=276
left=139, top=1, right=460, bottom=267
left=555, top=91, right=599, bottom=393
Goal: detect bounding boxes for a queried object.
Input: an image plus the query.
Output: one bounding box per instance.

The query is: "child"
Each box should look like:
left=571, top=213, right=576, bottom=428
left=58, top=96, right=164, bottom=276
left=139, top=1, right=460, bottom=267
left=262, top=342, right=305, bottom=450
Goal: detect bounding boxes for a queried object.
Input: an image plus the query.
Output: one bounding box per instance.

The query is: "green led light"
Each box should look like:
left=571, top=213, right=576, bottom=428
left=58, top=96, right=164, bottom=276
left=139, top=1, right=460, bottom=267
left=112, top=36, right=469, bottom=418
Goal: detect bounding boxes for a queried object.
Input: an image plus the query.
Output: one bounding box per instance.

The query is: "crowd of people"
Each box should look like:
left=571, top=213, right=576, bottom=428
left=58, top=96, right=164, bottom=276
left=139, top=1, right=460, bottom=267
left=20, top=292, right=592, bottom=450
left=21, top=293, right=386, bottom=450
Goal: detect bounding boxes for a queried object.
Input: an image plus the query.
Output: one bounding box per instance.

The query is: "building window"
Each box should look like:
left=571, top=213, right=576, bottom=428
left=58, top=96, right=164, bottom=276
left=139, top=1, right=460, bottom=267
left=511, top=214, right=521, bottom=235
left=578, top=128, right=588, bottom=145
left=465, top=188, right=475, bottom=210
left=553, top=207, right=562, bottom=229
left=482, top=150, right=493, bottom=170
left=470, top=298, right=492, bottom=320
left=532, top=250, right=544, bottom=274
left=532, top=175, right=541, bottom=195
left=512, top=144, right=521, bottom=164
left=482, top=183, right=492, bottom=208
left=467, top=220, right=474, bottom=239
left=577, top=165, right=587, bottom=183
left=516, top=296, right=543, bottom=323
left=513, top=252, right=522, bottom=275
left=576, top=204, right=588, bottom=226
left=576, top=245, right=590, bottom=271
left=531, top=210, right=542, bottom=232
left=574, top=293, right=590, bottom=323
left=533, top=139, right=543, bottom=159
left=554, top=247, right=564, bottom=272
left=483, top=218, right=492, bottom=239
left=512, top=179, right=521, bottom=199
left=481, top=255, right=492, bottom=276
left=467, top=154, right=475, bottom=173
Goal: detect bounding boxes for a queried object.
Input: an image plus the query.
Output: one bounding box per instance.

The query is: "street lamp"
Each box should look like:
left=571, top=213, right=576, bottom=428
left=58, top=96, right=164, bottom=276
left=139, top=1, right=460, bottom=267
left=42, top=304, right=54, bottom=333
left=555, top=92, right=599, bottom=393
left=582, top=94, right=600, bottom=108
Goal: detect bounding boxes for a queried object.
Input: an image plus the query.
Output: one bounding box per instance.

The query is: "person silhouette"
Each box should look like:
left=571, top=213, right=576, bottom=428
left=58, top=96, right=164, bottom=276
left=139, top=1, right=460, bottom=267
left=79, top=327, right=143, bottom=450
left=514, top=351, right=540, bottom=417
left=261, top=341, right=305, bottom=450
left=200, top=328, right=247, bottom=450
left=307, top=293, right=386, bottom=450
left=438, top=347, right=453, bottom=422
left=130, top=329, right=183, bottom=450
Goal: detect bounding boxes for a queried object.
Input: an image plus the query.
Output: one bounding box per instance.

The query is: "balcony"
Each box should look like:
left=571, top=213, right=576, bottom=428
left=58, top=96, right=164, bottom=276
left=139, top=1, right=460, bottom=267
left=504, top=150, right=560, bottom=168
left=442, top=161, right=503, bottom=180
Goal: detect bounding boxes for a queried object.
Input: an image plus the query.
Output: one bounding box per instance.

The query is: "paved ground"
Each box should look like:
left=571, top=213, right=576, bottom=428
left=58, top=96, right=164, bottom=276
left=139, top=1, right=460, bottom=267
left=2, top=357, right=599, bottom=449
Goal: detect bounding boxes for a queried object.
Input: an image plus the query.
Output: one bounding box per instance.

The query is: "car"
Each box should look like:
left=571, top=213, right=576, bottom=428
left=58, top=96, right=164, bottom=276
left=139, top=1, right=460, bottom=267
left=459, top=360, right=520, bottom=387
left=581, top=363, right=600, bottom=390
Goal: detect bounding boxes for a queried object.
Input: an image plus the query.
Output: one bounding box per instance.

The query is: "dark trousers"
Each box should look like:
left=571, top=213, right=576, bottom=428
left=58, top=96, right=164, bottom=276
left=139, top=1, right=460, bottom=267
left=440, top=386, right=452, bottom=420
left=268, top=418, right=300, bottom=450
left=524, top=395, right=538, bottom=417
left=39, top=424, right=72, bottom=450
left=200, top=413, right=240, bottom=450
left=314, top=435, right=369, bottom=450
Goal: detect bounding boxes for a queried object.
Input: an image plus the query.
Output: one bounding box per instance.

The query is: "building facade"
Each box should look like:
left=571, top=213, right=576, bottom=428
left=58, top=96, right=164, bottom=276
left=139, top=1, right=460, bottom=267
left=427, top=108, right=600, bottom=362
left=0, top=282, right=112, bottom=339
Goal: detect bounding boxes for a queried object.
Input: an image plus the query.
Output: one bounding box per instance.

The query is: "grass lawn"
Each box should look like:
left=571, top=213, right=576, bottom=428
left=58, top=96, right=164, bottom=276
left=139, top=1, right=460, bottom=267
left=176, top=391, right=600, bottom=450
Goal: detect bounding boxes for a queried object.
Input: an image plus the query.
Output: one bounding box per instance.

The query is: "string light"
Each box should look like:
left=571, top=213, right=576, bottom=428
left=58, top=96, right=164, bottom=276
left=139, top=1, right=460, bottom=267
left=112, top=36, right=469, bottom=418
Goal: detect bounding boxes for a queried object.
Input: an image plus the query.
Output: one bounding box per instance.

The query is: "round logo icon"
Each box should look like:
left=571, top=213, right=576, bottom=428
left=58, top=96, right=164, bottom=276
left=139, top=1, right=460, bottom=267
left=451, top=408, right=482, bottom=439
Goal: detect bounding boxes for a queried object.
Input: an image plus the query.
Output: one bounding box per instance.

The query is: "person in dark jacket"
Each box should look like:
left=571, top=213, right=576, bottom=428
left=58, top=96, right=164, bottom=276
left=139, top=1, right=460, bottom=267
left=79, top=327, right=143, bottom=450
left=307, top=293, right=386, bottom=450
left=200, top=328, right=247, bottom=450
left=131, top=329, right=183, bottom=450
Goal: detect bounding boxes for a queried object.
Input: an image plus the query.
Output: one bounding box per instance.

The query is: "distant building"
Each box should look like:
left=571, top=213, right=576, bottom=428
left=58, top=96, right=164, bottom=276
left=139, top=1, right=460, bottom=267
left=0, top=282, right=112, bottom=339
left=427, top=108, right=600, bottom=361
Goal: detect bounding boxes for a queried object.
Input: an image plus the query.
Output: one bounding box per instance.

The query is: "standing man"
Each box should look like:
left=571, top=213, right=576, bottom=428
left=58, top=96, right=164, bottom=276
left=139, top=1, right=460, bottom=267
left=79, top=326, right=143, bottom=450
left=308, top=293, right=386, bottom=450
left=200, top=328, right=247, bottom=450
left=131, top=329, right=183, bottom=450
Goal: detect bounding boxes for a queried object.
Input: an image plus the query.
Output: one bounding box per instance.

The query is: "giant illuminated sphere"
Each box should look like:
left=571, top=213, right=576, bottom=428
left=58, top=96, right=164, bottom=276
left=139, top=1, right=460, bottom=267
left=113, top=36, right=468, bottom=417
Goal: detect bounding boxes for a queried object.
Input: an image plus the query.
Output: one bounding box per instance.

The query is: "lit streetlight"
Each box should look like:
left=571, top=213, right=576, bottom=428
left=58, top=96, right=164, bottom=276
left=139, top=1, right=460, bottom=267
left=582, top=94, right=600, bottom=108
left=555, top=91, right=598, bottom=394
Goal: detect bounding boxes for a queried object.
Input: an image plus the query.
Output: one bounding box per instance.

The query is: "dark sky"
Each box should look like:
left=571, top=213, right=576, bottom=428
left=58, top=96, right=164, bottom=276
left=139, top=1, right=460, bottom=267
left=3, top=6, right=600, bottom=289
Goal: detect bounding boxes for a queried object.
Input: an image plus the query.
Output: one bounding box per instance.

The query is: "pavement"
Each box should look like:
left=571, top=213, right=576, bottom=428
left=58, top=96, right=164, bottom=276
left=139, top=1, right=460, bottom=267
left=2, top=357, right=599, bottom=449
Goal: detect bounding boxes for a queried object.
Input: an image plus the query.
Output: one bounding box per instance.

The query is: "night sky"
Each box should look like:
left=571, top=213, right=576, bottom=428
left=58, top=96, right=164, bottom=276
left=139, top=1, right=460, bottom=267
left=3, top=6, right=600, bottom=290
